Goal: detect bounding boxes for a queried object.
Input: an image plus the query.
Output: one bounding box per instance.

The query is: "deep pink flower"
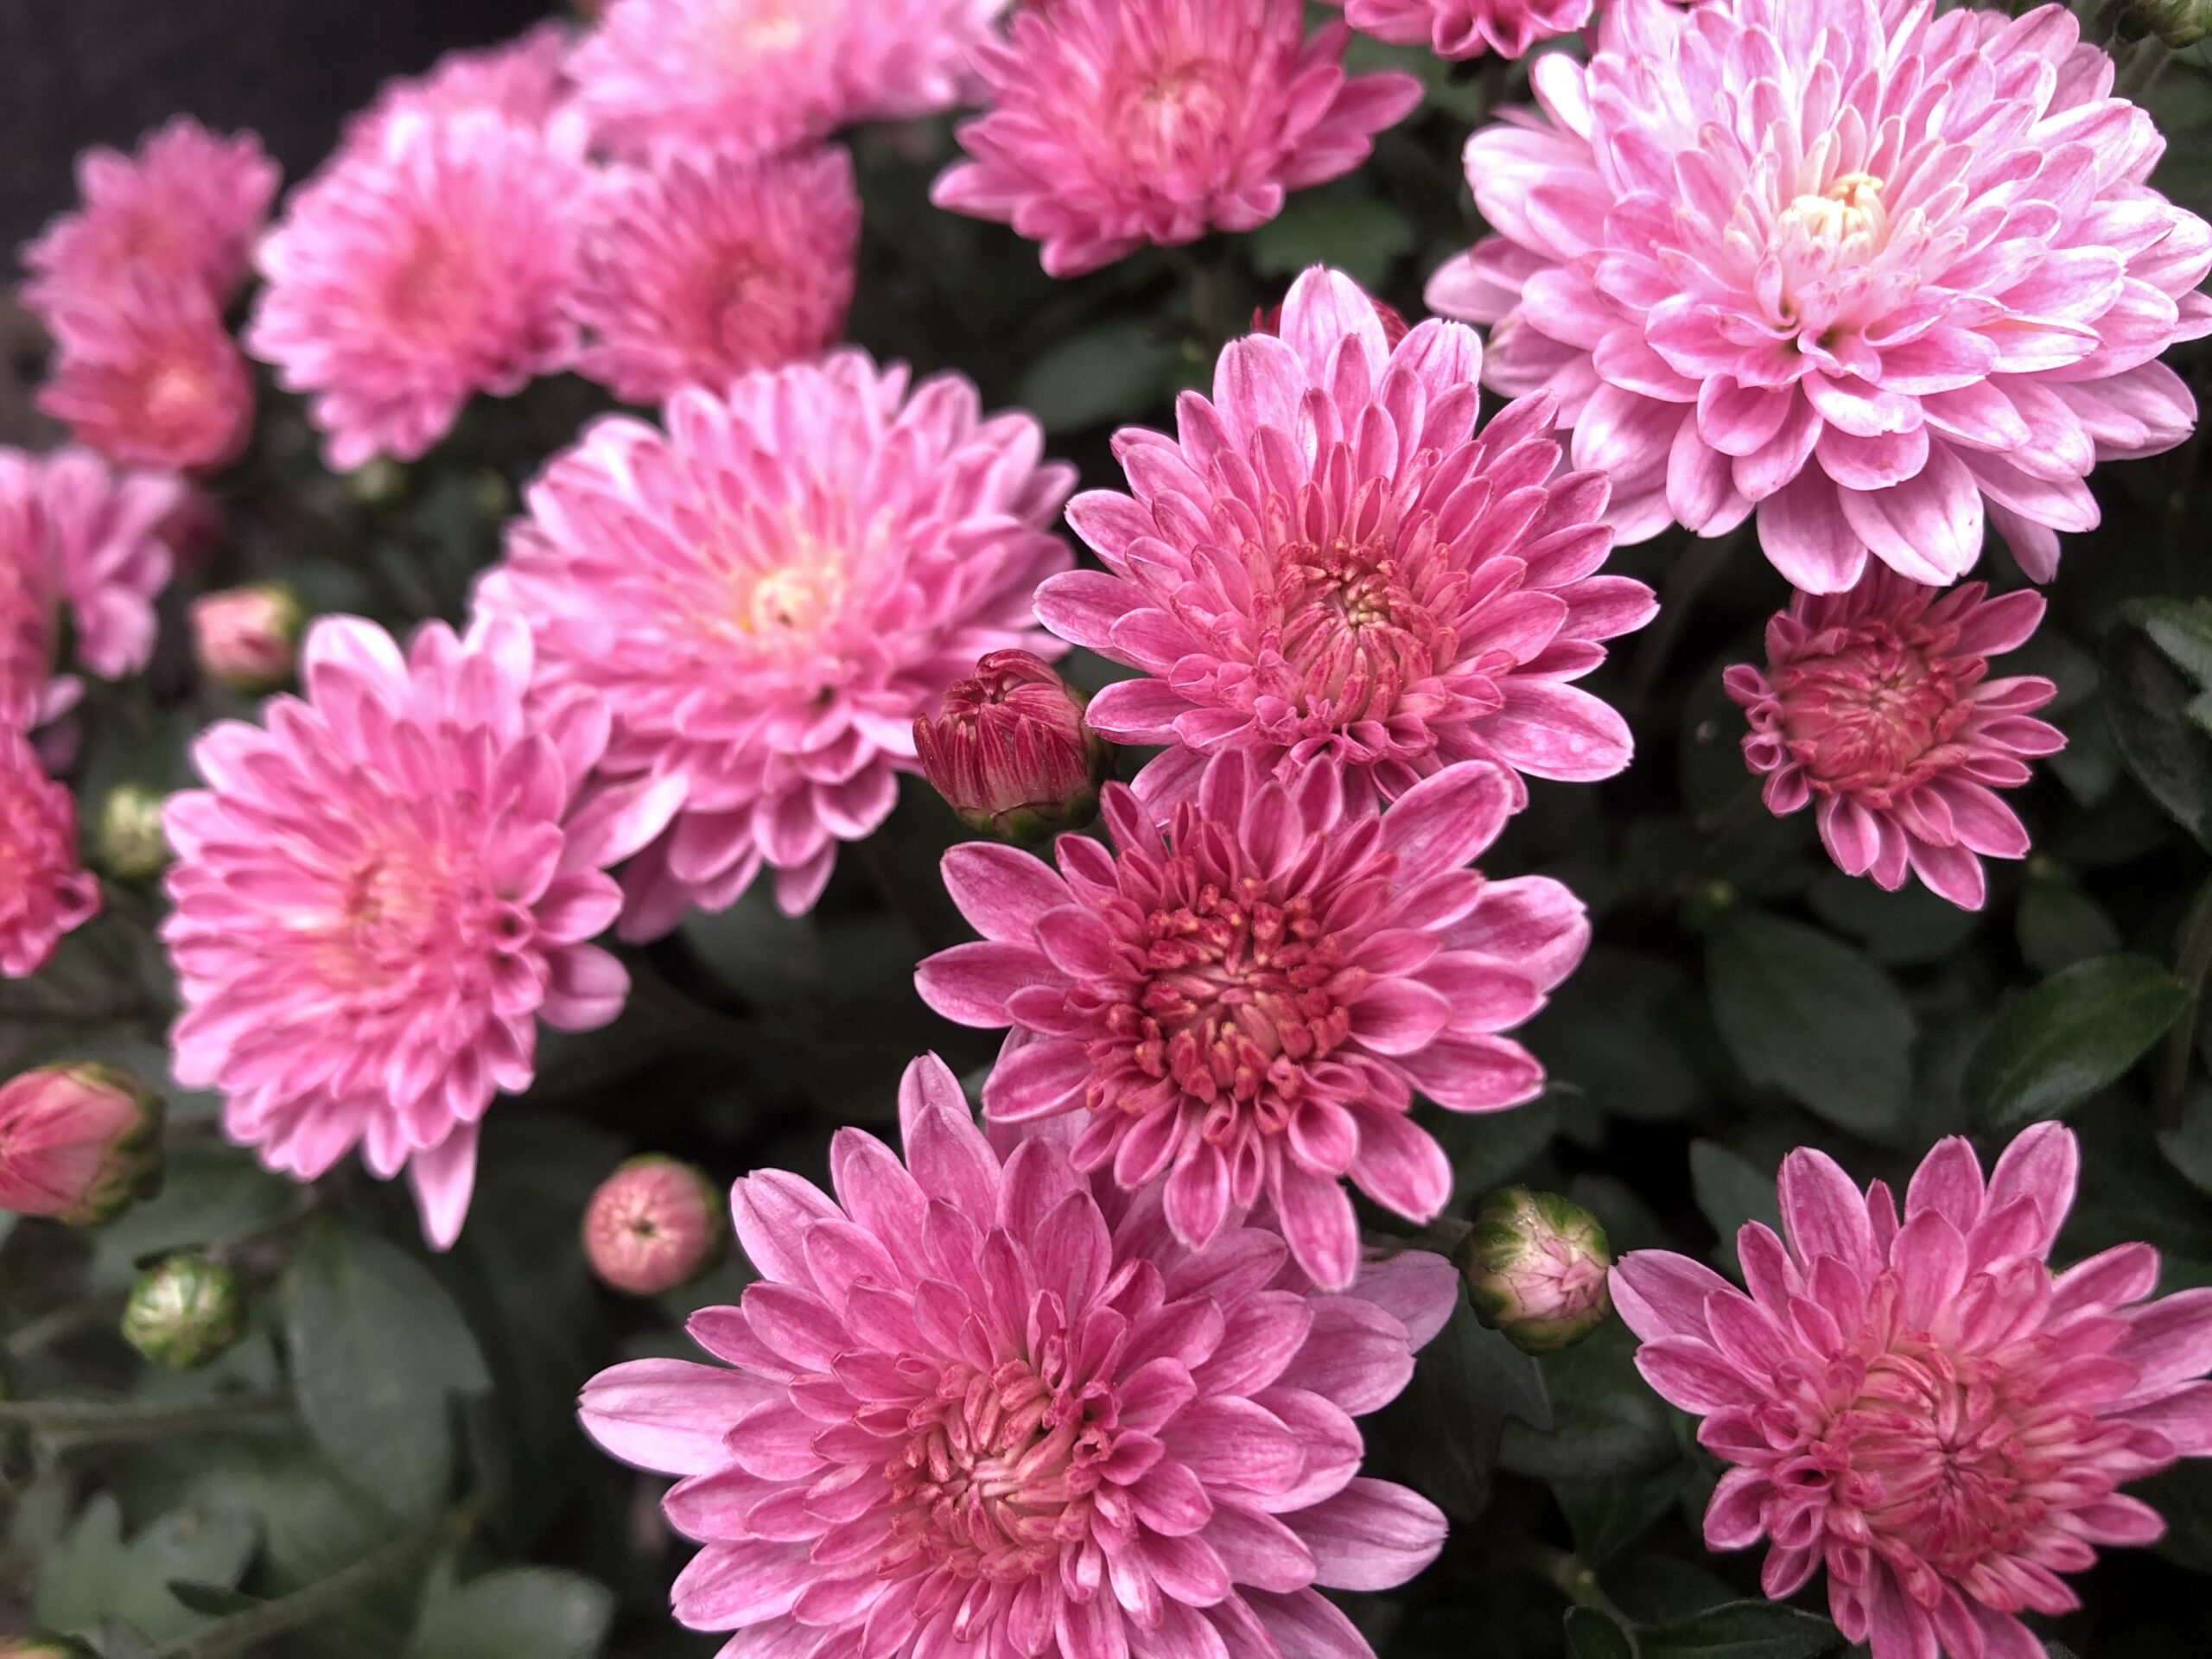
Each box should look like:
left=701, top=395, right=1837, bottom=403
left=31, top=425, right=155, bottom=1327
left=1326, top=0, right=1593, bottom=59
left=1427, top=0, right=2212, bottom=592
left=913, top=650, right=1109, bottom=844
left=932, top=1, right=1421, bottom=278
left=246, top=111, right=586, bottom=471
left=1039, top=268, right=1655, bottom=814
left=0, top=1063, right=162, bottom=1226
left=345, top=21, right=578, bottom=151
left=1725, top=568, right=2062, bottom=912
left=916, top=749, right=1588, bottom=1289
left=479, top=351, right=1073, bottom=929
left=160, top=616, right=682, bottom=1249
left=569, top=143, right=860, bottom=405
left=569, top=0, right=1001, bottom=159
left=1612, top=1125, right=2212, bottom=1659
left=36, top=278, right=254, bottom=474
left=581, top=1052, right=1456, bottom=1659
left=0, top=726, right=101, bottom=979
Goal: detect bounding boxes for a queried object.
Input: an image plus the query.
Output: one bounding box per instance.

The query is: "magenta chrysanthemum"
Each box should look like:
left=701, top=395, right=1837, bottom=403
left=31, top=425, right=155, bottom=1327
left=1612, top=1125, right=2212, bottom=1659
left=569, top=143, right=860, bottom=405
left=569, top=0, right=1000, bottom=160
left=0, top=725, right=102, bottom=979
left=159, top=616, right=682, bottom=1249
left=1326, top=0, right=1594, bottom=60
left=480, top=350, right=1073, bottom=930
left=915, top=748, right=1588, bottom=1289
left=36, top=278, right=255, bottom=474
left=581, top=1051, right=1456, bottom=1659
left=345, top=21, right=578, bottom=151
left=1039, top=269, right=1655, bottom=813
left=1725, top=567, right=2062, bottom=912
left=246, top=111, right=586, bottom=471
left=931, top=1, right=1422, bottom=278
left=1426, top=0, right=2212, bottom=592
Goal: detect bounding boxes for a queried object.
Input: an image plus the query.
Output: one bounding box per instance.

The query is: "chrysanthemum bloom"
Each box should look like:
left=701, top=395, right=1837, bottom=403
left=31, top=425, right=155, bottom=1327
left=246, top=111, right=587, bottom=471
left=1426, top=0, right=2212, bottom=592
left=1038, top=268, right=1655, bottom=812
left=932, top=2, right=1421, bottom=278
left=0, top=726, right=102, bottom=979
left=580, top=1052, right=1456, bottom=1659
left=569, top=0, right=1001, bottom=160
left=1612, top=1124, right=2212, bottom=1659
left=0, top=1063, right=163, bottom=1226
left=1725, top=568, right=2062, bottom=912
left=916, top=748, right=1588, bottom=1288
left=160, top=616, right=683, bottom=1248
left=344, top=21, right=577, bottom=151
left=36, top=279, right=254, bottom=474
left=1326, top=0, right=1592, bottom=60
left=480, top=351, right=1073, bottom=929
left=569, top=143, right=860, bottom=406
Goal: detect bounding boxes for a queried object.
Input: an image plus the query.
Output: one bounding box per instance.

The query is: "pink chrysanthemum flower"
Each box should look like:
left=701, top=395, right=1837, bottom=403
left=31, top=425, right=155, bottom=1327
left=581, top=1051, right=1456, bottom=1659
left=36, top=279, right=254, bottom=474
left=1325, top=0, right=1594, bottom=60
left=916, top=748, right=1588, bottom=1289
left=569, top=0, right=1000, bottom=160
left=479, top=350, right=1073, bottom=929
left=1725, top=567, right=2062, bottom=912
left=160, top=616, right=682, bottom=1249
left=931, top=1, right=1421, bottom=278
left=345, top=21, right=577, bottom=151
left=0, top=726, right=102, bottom=979
left=1613, top=1124, right=2212, bottom=1659
left=246, top=111, right=586, bottom=471
left=19, top=118, right=278, bottom=314
left=1426, top=0, right=2212, bottom=592
left=569, top=143, right=860, bottom=406
left=1039, top=269, right=1655, bottom=813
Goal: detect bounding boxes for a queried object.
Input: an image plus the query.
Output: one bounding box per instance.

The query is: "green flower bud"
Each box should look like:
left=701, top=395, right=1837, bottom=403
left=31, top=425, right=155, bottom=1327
left=1459, top=1188, right=1613, bottom=1355
left=98, top=783, right=172, bottom=881
left=122, top=1254, right=247, bottom=1370
left=0, top=1634, right=100, bottom=1658
left=2120, top=2, right=2211, bottom=48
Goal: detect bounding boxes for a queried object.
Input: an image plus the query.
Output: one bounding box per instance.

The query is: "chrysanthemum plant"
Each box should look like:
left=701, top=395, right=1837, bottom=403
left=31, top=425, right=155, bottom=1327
left=4, top=3, right=2212, bottom=1656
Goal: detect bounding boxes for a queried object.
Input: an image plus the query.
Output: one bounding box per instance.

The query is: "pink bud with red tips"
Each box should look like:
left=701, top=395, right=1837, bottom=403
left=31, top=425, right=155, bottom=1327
left=913, top=650, right=1109, bottom=846
left=0, top=1062, right=163, bottom=1226
left=191, top=582, right=306, bottom=694
left=583, top=1155, right=726, bottom=1296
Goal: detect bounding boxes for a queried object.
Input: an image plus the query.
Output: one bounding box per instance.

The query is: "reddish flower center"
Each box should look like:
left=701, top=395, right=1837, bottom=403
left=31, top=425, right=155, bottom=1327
left=1112, top=60, right=1235, bottom=175
left=1777, top=623, right=1973, bottom=801
left=385, top=232, right=486, bottom=344
left=314, top=848, right=523, bottom=999
left=1261, top=519, right=1457, bottom=728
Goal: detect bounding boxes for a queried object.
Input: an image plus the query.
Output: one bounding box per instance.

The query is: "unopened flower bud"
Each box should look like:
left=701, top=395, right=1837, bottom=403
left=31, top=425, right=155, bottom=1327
left=345, top=456, right=406, bottom=505
left=99, top=783, right=172, bottom=880
left=584, top=1155, right=727, bottom=1295
left=191, top=582, right=305, bottom=693
left=122, top=1254, right=246, bottom=1370
left=0, top=1634, right=99, bottom=1658
left=1459, top=1188, right=1612, bottom=1355
left=914, top=652, right=1109, bottom=846
left=2120, top=1, right=2211, bottom=47
left=1253, top=294, right=1410, bottom=348
left=0, top=1064, right=163, bottom=1226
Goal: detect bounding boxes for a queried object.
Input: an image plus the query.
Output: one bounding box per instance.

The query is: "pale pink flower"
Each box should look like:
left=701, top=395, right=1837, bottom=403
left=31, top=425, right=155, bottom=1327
left=569, top=0, right=1001, bottom=159
left=1612, top=1124, right=2212, bottom=1659
left=345, top=21, right=578, bottom=151
left=159, top=616, right=683, bottom=1249
left=915, top=748, right=1588, bottom=1289
left=569, top=143, right=860, bottom=405
left=580, top=1051, right=1456, bottom=1659
left=36, top=278, right=254, bottom=474
left=1039, top=269, right=1655, bottom=814
left=1427, top=0, right=2212, bottom=592
left=1326, top=0, right=1593, bottom=59
left=1726, top=568, right=2062, bottom=912
left=583, top=1154, right=726, bottom=1294
left=0, top=1063, right=162, bottom=1225
left=0, top=726, right=102, bottom=979
left=246, top=111, right=587, bottom=471
left=932, top=1, right=1422, bottom=277
left=479, top=350, right=1073, bottom=929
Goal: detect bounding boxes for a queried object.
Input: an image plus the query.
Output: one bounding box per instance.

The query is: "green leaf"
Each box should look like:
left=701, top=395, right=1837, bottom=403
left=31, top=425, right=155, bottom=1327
left=1013, top=321, right=1176, bottom=434
left=91, top=1147, right=296, bottom=1289
left=1638, top=1601, right=1842, bottom=1659
left=1500, top=1325, right=1675, bottom=1482
left=35, top=1496, right=259, bottom=1643
left=165, top=1581, right=264, bottom=1618
left=1526, top=950, right=1706, bottom=1122
left=2015, top=877, right=2123, bottom=978
left=1248, top=194, right=1417, bottom=289
left=1363, top=1299, right=1549, bottom=1521
left=2158, top=1084, right=2212, bottom=1197
left=1565, top=1607, right=1640, bottom=1659
left=2125, top=596, right=2212, bottom=687
left=2103, top=625, right=2212, bottom=848
left=1964, top=956, right=2187, bottom=1131
left=1707, top=909, right=1914, bottom=1139
left=1554, top=1464, right=1692, bottom=1567
left=1808, top=869, right=1980, bottom=969
left=1689, top=1141, right=1783, bottom=1274
left=407, top=1565, right=613, bottom=1659
left=1433, top=1096, right=1559, bottom=1203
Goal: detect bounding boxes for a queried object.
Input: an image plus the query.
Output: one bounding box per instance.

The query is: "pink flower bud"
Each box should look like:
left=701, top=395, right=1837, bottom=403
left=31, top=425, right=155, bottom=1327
left=0, top=1063, right=164, bottom=1226
left=1459, top=1187, right=1611, bottom=1354
left=584, top=1155, right=727, bottom=1296
left=190, top=582, right=305, bottom=693
left=913, top=651, right=1109, bottom=846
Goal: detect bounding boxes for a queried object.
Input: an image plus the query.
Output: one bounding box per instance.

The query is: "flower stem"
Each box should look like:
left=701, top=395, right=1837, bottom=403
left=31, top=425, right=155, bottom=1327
left=1624, top=528, right=1744, bottom=720
left=145, top=1525, right=429, bottom=1659
left=0, top=1389, right=291, bottom=1442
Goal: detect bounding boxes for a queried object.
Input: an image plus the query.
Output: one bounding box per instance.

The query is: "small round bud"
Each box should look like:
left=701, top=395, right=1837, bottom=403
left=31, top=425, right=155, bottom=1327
left=98, top=783, right=172, bottom=880
left=914, top=652, right=1110, bottom=846
left=0, top=1634, right=99, bottom=1658
left=345, top=456, right=406, bottom=505
left=1459, top=1188, right=1613, bottom=1355
left=122, top=1254, right=247, bottom=1370
left=584, top=1156, right=727, bottom=1296
left=0, top=1064, right=163, bottom=1226
left=2120, top=1, right=2211, bottom=47
left=191, top=583, right=306, bottom=694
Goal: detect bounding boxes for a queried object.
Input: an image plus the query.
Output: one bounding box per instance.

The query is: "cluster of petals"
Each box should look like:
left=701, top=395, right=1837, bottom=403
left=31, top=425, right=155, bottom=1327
left=343, top=21, right=580, bottom=153
left=581, top=1052, right=1455, bottom=1659
left=246, top=110, right=587, bottom=471
left=1426, top=0, right=2212, bottom=592
left=569, top=0, right=1001, bottom=160
left=1726, top=567, right=2062, bottom=912
left=931, top=0, right=1423, bottom=277
left=1042, top=269, right=1654, bottom=813
left=159, top=615, right=683, bottom=1249
left=916, top=748, right=1589, bottom=1289
left=1325, top=0, right=1594, bottom=60
left=479, top=350, right=1073, bottom=929
left=569, top=143, right=861, bottom=405
left=1612, top=1124, right=2212, bottom=1659
left=35, top=278, right=255, bottom=473
left=0, top=725, right=102, bottom=979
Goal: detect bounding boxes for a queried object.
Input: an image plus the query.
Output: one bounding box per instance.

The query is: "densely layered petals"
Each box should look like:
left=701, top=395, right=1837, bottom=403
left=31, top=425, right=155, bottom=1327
left=1427, top=0, right=2212, bottom=589
left=0, top=727, right=102, bottom=979
left=1327, top=0, right=1593, bottom=60
left=581, top=1052, right=1456, bottom=1659
left=35, top=278, right=255, bottom=474
left=1613, top=1125, right=2212, bottom=1659
left=345, top=21, right=579, bottom=151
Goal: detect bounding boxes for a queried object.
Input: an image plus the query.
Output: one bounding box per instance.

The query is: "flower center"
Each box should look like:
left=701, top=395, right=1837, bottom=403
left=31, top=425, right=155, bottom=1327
left=1777, top=173, right=1887, bottom=252
left=1266, top=526, right=1454, bottom=728
left=312, top=848, right=522, bottom=1000
left=1112, top=60, right=1233, bottom=175
left=709, top=0, right=820, bottom=68
left=739, top=549, right=846, bottom=638
left=1778, top=627, right=1971, bottom=799
left=385, top=232, right=485, bottom=343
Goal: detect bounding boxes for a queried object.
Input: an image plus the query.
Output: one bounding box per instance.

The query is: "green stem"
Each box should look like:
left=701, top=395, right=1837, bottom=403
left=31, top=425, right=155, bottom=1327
left=1624, top=530, right=1743, bottom=719
left=146, top=1527, right=426, bottom=1659
left=0, top=1389, right=291, bottom=1442
left=2157, top=873, right=2212, bottom=1130
left=3, top=1297, right=123, bottom=1359
left=1511, top=1541, right=1637, bottom=1630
